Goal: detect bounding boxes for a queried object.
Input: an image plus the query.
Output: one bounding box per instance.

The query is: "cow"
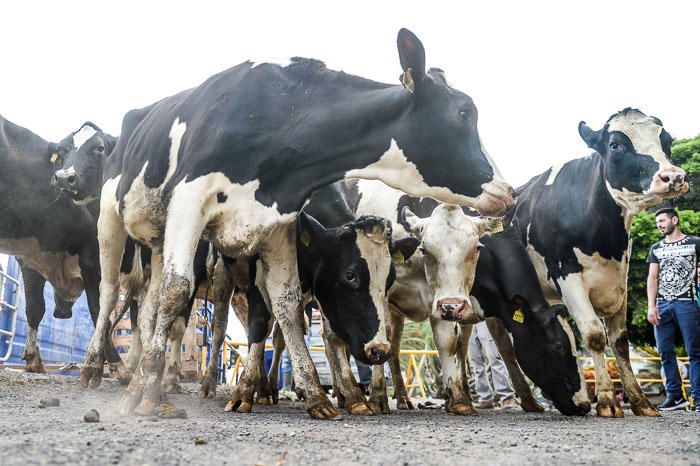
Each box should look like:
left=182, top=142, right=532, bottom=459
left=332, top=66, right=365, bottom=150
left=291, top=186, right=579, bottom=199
left=225, top=183, right=419, bottom=415
left=0, top=116, right=127, bottom=377
left=79, top=29, right=514, bottom=420
left=513, top=108, right=688, bottom=417
left=337, top=179, right=586, bottom=415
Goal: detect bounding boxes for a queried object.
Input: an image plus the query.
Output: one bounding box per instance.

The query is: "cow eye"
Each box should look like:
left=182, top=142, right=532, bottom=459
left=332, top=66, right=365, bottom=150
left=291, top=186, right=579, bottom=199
left=609, top=142, right=622, bottom=152
left=554, top=341, right=564, bottom=352
left=95, top=145, right=105, bottom=154
left=345, top=271, right=358, bottom=283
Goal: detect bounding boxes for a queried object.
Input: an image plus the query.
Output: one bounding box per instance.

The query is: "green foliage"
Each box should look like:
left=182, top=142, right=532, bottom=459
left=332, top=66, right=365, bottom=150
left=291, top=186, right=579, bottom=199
left=627, top=210, right=700, bottom=346
left=670, top=134, right=700, bottom=211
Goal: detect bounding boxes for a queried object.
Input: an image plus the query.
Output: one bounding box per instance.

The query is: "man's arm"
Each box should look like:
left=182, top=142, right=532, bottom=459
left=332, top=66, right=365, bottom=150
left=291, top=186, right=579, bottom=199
left=647, top=263, right=660, bottom=326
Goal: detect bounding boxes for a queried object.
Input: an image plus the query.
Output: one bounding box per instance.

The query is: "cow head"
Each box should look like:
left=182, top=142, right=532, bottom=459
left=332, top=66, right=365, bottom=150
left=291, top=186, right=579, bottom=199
left=505, top=297, right=589, bottom=416
left=297, top=213, right=418, bottom=365
left=402, top=205, right=498, bottom=322
left=346, top=29, right=514, bottom=217
left=49, top=122, right=116, bottom=205
left=578, top=108, right=687, bottom=213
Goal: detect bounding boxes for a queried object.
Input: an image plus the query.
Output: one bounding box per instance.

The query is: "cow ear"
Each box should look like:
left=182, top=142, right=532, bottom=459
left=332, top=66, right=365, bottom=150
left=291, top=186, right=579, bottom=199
left=397, top=28, right=426, bottom=94
left=401, top=206, right=425, bottom=237
left=390, top=236, right=420, bottom=265
left=578, top=121, right=604, bottom=153
left=297, top=211, right=332, bottom=255
left=104, top=134, right=118, bottom=156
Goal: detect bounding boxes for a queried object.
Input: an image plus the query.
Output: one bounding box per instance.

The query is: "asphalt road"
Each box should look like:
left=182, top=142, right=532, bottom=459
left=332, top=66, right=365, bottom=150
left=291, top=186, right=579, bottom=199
left=0, top=369, right=698, bottom=466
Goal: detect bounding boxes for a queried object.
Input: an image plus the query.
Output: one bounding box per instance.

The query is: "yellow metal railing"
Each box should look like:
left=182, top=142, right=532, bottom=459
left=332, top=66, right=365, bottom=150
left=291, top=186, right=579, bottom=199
left=204, top=341, right=692, bottom=400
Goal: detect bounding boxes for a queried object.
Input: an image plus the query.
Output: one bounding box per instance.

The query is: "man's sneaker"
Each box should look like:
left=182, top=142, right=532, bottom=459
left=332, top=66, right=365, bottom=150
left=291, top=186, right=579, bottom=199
left=657, top=395, right=689, bottom=411
left=686, top=404, right=699, bottom=413
left=496, top=397, right=520, bottom=411
left=474, top=399, right=495, bottom=409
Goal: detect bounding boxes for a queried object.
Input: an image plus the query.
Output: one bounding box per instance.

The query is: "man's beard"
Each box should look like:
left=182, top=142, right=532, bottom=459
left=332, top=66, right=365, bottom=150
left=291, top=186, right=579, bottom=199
left=662, top=224, right=676, bottom=236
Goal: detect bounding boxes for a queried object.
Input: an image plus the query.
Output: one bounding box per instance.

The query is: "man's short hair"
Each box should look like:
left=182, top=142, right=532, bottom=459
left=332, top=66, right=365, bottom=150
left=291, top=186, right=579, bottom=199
left=655, top=207, right=679, bottom=219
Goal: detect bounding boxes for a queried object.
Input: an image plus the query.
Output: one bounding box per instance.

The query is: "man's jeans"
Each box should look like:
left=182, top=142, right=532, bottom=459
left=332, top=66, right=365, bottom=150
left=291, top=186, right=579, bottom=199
left=654, top=300, right=700, bottom=401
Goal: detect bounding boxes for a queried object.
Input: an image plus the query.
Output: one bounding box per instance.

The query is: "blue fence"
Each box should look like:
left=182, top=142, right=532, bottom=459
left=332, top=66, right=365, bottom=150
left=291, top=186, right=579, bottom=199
left=0, top=256, right=93, bottom=366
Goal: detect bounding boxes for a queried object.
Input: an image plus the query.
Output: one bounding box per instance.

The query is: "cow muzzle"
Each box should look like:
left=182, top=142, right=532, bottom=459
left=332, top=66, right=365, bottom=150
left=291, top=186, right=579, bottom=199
left=365, top=342, right=390, bottom=365
left=434, top=298, right=481, bottom=323
left=649, top=167, right=688, bottom=197
left=475, top=179, right=515, bottom=217
left=52, top=170, right=78, bottom=192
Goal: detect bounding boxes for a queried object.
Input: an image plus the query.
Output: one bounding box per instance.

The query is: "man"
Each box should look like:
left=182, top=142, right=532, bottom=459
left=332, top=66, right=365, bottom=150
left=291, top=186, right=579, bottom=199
left=468, top=321, right=519, bottom=410
left=647, top=207, right=700, bottom=412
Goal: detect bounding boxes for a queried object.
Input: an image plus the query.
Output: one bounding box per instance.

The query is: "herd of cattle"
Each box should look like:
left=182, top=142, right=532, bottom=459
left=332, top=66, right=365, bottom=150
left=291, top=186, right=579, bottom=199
left=0, top=29, right=689, bottom=420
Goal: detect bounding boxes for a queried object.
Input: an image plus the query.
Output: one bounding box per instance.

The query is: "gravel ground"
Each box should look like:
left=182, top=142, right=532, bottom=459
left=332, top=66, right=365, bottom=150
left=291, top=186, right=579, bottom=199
left=0, top=368, right=698, bottom=466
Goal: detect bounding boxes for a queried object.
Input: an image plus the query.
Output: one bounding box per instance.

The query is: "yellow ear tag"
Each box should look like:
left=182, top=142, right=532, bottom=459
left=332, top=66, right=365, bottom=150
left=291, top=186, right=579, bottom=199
left=401, top=68, right=415, bottom=94
left=50, top=153, right=59, bottom=163
left=513, top=309, right=524, bottom=324
left=392, top=250, right=405, bottom=266
left=300, top=230, right=311, bottom=247
left=488, top=218, right=504, bottom=234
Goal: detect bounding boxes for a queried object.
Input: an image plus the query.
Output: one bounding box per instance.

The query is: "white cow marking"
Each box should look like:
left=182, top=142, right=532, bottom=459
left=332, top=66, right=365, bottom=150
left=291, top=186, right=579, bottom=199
left=250, top=58, right=293, bottom=69
left=165, top=118, right=187, bottom=185
left=607, top=111, right=669, bottom=167
left=72, top=125, right=98, bottom=151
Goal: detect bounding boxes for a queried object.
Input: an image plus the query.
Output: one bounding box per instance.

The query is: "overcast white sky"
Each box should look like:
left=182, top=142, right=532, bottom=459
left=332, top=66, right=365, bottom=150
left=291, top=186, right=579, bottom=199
left=2, top=1, right=698, bottom=186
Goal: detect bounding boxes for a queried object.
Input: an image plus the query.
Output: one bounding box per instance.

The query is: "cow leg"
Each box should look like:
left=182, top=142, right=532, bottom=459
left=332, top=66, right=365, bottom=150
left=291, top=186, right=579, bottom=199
left=257, top=224, right=340, bottom=420
left=132, top=200, right=209, bottom=417
left=18, top=263, right=47, bottom=374
left=81, top=190, right=128, bottom=389
left=484, top=317, right=544, bottom=413
left=558, top=277, right=615, bottom=417
left=322, top=317, right=374, bottom=415
left=266, top=322, right=285, bottom=404
left=125, top=302, right=142, bottom=373
left=432, top=317, right=475, bottom=415
left=119, top=253, right=164, bottom=415
left=163, top=316, right=186, bottom=394
left=79, top=243, right=129, bottom=384
left=387, top=309, right=413, bottom=411
left=199, top=286, right=232, bottom=399
left=605, top=306, right=659, bottom=417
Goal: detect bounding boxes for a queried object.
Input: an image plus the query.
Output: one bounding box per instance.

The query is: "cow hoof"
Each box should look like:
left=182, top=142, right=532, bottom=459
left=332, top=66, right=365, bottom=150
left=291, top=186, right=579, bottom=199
left=155, top=402, right=187, bottom=419
left=164, top=382, right=182, bottom=394
left=346, top=401, right=375, bottom=416
left=520, top=393, right=545, bottom=413
left=595, top=398, right=624, bottom=418
left=631, top=398, right=661, bottom=417
left=256, top=395, right=273, bottom=405
left=80, top=363, right=104, bottom=389
left=134, top=398, right=158, bottom=417
left=270, top=389, right=279, bottom=405
left=110, top=363, right=132, bottom=386
left=367, top=399, right=391, bottom=415
left=24, top=359, right=47, bottom=374
left=306, top=399, right=343, bottom=420
left=198, top=377, right=217, bottom=399
left=118, top=392, right=142, bottom=416
left=224, top=398, right=254, bottom=413
left=446, top=402, right=477, bottom=415
left=396, top=397, right=414, bottom=410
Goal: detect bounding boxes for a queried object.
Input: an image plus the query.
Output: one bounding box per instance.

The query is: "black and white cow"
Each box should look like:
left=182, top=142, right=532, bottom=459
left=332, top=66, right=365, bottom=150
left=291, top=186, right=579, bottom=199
left=226, top=184, right=418, bottom=415
left=0, top=116, right=125, bottom=376
left=514, top=108, right=688, bottom=417
left=339, top=179, right=586, bottom=415
left=80, top=29, right=514, bottom=420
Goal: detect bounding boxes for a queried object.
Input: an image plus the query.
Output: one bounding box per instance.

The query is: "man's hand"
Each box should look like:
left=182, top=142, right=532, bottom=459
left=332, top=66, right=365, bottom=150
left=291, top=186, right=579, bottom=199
left=647, top=306, right=660, bottom=326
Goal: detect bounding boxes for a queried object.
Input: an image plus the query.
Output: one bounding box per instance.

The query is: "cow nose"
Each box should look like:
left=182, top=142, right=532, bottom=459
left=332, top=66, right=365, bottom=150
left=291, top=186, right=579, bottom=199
left=437, top=299, right=466, bottom=321
left=366, top=343, right=390, bottom=364
left=654, top=167, right=688, bottom=194
left=53, top=171, right=78, bottom=189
